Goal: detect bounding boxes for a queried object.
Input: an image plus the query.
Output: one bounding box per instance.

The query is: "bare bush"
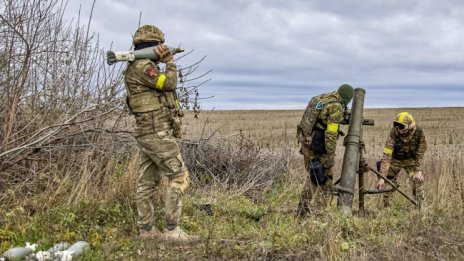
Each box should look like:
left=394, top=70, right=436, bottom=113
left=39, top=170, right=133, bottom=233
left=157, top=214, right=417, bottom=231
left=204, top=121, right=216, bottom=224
left=0, top=0, right=128, bottom=199
left=0, top=0, right=211, bottom=205
left=181, top=131, right=296, bottom=197
left=175, top=52, right=212, bottom=118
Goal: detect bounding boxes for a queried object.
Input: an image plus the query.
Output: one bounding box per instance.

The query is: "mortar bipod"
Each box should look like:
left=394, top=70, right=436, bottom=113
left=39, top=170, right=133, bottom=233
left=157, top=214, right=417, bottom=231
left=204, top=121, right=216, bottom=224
left=362, top=166, right=419, bottom=207
left=333, top=165, right=419, bottom=210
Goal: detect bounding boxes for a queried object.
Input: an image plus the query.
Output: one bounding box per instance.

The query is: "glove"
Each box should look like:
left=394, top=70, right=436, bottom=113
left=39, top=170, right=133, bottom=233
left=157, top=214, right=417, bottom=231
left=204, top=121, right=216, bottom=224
left=155, top=44, right=173, bottom=63
left=319, top=154, right=334, bottom=168
left=376, top=178, right=385, bottom=189
left=410, top=171, right=424, bottom=182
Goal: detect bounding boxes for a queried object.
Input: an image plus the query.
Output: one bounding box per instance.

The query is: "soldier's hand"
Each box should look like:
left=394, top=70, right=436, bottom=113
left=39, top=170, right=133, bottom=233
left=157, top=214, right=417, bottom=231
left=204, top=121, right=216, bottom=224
left=412, top=171, right=425, bottom=182
left=376, top=178, right=385, bottom=189
left=155, top=44, right=173, bottom=63
left=320, top=154, right=335, bottom=168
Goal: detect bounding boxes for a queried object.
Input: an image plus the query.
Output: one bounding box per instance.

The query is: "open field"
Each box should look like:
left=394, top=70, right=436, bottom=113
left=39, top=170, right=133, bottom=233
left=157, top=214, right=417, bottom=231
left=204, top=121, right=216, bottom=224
left=1, top=107, right=463, bottom=260
left=182, top=107, right=464, bottom=190
left=182, top=107, right=464, bottom=148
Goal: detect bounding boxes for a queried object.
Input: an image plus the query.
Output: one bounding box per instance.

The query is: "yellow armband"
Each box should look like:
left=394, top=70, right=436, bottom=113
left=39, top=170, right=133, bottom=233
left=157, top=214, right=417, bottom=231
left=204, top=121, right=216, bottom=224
left=326, top=122, right=339, bottom=134
left=383, top=147, right=393, bottom=155
left=155, top=74, right=166, bottom=90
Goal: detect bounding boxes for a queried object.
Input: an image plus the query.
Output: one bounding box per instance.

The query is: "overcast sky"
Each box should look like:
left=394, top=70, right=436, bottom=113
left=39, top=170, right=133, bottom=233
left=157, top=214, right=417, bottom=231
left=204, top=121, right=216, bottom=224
left=65, top=0, right=464, bottom=109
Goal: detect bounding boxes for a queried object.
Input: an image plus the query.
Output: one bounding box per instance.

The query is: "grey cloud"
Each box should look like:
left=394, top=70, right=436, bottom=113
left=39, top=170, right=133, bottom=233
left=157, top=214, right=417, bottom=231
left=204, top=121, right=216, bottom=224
left=64, top=0, right=464, bottom=109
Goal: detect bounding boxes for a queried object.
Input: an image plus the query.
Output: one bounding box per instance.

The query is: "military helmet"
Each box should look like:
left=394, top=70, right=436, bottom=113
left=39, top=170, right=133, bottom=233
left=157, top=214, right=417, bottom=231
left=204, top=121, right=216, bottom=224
left=337, top=84, right=354, bottom=106
left=133, top=25, right=165, bottom=45
left=394, top=112, right=416, bottom=133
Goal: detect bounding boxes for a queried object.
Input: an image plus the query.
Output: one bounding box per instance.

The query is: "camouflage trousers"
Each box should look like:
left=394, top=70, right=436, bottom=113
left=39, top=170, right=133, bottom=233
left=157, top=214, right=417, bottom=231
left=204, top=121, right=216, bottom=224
left=135, top=130, right=189, bottom=231
left=383, top=159, right=424, bottom=206
left=297, top=145, right=334, bottom=215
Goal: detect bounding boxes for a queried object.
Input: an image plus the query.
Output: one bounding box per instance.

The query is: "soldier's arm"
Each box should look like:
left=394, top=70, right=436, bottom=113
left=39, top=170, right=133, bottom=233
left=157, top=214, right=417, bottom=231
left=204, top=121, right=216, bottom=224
left=138, top=61, right=178, bottom=92
left=158, top=62, right=178, bottom=91
left=380, top=129, right=396, bottom=175
left=414, top=129, right=427, bottom=171
left=323, top=103, right=343, bottom=155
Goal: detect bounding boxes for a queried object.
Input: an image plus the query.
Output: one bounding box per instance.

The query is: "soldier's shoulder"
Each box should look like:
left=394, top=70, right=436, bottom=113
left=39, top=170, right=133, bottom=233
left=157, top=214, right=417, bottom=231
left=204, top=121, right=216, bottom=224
left=131, top=59, right=154, bottom=68
left=325, top=100, right=343, bottom=111
left=322, top=92, right=342, bottom=104
left=322, top=102, right=343, bottom=120
left=415, top=126, right=426, bottom=137
left=127, top=59, right=158, bottom=75
left=389, top=127, right=396, bottom=137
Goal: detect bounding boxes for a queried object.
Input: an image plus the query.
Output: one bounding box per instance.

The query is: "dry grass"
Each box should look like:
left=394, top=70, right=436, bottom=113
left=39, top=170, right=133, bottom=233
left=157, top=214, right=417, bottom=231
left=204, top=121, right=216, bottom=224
left=182, top=107, right=464, bottom=192
left=1, top=107, right=463, bottom=260
left=176, top=107, right=464, bottom=259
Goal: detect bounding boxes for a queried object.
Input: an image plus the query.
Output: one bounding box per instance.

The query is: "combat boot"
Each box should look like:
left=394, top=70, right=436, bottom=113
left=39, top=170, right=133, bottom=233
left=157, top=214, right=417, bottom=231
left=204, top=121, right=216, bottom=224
left=138, top=226, right=161, bottom=240
left=161, top=226, right=199, bottom=243
left=296, top=201, right=310, bottom=217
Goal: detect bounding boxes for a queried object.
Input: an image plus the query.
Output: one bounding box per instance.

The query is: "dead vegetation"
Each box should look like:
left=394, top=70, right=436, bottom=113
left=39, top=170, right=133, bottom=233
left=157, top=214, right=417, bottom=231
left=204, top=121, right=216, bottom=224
left=0, top=0, right=208, bottom=205
left=181, top=132, right=294, bottom=198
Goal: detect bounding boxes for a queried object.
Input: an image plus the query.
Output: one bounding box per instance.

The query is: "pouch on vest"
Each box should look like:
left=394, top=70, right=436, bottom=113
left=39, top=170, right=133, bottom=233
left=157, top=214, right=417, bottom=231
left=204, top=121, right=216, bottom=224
left=310, top=128, right=326, bottom=155
left=127, top=92, right=163, bottom=113
left=172, top=116, right=182, bottom=138
left=393, top=127, right=422, bottom=160
left=308, top=160, right=329, bottom=185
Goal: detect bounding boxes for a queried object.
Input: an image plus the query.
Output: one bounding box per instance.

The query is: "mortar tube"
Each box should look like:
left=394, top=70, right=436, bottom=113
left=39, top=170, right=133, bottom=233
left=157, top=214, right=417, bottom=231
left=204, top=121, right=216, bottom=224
left=337, top=88, right=366, bottom=216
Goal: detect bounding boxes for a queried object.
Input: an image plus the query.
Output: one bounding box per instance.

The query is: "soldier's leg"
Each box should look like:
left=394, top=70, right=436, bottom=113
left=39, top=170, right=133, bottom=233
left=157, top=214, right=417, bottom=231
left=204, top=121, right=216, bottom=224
left=405, top=166, right=425, bottom=206
left=297, top=148, right=315, bottom=216
left=137, top=133, right=188, bottom=224
left=165, top=171, right=189, bottom=230
left=137, top=132, right=197, bottom=241
left=299, top=170, right=332, bottom=215
left=383, top=165, right=401, bottom=207
left=297, top=177, right=314, bottom=216
left=411, top=180, right=424, bottom=206
left=298, top=152, right=333, bottom=215
left=136, top=150, right=162, bottom=232
left=317, top=167, right=334, bottom=208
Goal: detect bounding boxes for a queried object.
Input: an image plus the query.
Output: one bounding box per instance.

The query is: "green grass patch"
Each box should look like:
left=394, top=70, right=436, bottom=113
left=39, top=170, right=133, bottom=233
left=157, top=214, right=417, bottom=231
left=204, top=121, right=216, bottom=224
left=1, top=180, right=463, bottom=260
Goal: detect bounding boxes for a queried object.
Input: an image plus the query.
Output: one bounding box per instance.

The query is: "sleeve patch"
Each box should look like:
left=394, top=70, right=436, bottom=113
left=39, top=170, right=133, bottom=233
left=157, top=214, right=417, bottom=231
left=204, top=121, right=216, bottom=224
left=144, top=67, right=157, bottom=78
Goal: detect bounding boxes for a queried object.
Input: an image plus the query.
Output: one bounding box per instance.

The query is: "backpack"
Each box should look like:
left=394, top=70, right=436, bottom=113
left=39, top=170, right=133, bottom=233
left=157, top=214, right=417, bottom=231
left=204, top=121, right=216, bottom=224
left=297, top=92, right=339, bottom=145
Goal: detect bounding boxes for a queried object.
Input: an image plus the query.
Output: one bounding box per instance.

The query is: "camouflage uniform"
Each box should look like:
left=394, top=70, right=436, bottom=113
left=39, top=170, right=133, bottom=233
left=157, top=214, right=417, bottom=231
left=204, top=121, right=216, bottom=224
left=297, top=91, right=345, bottom=214
left=380, top=124, right=427, bottom=206
left=124, top=26, right=188, bottom=233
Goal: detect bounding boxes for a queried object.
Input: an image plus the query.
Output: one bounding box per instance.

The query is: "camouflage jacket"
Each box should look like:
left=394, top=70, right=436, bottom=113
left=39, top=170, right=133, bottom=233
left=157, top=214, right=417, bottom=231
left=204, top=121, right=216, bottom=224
left=299, top=91, right=344, bottom=156
left=380, top=126, right=427, bottom=174
left=124, top=59, right=177, bottom=113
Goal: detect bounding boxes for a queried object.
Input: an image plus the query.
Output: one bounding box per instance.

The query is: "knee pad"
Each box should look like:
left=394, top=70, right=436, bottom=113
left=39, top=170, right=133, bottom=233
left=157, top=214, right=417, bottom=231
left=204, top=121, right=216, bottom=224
left=169, top=172, right=189, bottom=194
left=165, top=156, right=183, bottom=173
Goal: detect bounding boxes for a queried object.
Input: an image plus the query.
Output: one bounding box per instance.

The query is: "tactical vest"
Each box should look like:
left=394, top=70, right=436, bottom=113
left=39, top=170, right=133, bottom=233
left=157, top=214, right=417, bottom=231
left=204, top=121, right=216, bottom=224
left=392, top=127, right=423, bottom=160
left=297, top=92, right=339, bottom=138
left=124, top=62, right=176, bottom=114
left=125, top=88, right=174, bottom=114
